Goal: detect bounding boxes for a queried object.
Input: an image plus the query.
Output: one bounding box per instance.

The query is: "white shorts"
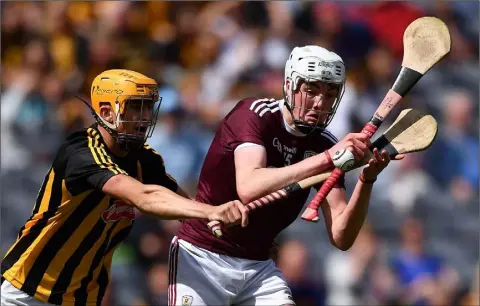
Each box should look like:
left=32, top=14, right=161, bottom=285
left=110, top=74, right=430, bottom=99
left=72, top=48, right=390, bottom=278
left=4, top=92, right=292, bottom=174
left=168, top=237, right=295, bottom=306
left=1, top=280, right=55, bottom=306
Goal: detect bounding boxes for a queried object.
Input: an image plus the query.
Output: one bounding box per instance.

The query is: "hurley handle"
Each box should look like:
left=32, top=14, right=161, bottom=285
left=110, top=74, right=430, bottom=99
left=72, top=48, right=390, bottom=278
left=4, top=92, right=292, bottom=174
left=300, top=121, right=380, bottom=222
left=208, top=189, right=290, bottom=238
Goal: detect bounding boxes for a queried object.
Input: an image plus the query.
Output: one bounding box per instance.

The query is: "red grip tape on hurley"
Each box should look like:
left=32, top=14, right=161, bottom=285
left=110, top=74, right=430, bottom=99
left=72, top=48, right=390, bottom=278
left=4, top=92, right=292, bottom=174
left=209, top=189, right=291, bottom=238
left=362, top=122, right=378, bottom=138
left=307, top=168, right=344, bottom=209
left=305, top=121, right=380, bottom=219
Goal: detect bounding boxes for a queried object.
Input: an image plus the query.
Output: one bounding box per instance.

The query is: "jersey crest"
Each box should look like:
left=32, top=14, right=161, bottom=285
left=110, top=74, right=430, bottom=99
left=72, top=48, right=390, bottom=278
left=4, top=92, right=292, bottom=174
left=102, top=200, right=135, bottom=223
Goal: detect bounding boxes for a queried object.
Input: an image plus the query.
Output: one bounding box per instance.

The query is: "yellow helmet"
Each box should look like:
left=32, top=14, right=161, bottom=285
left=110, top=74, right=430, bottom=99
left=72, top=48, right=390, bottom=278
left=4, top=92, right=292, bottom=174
left=88, top=69, right=161, bottom=150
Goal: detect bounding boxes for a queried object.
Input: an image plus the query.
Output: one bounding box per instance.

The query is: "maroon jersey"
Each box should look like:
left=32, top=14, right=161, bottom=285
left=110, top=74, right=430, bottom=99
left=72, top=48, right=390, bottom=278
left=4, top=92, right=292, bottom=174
left=177, top=98, right=344, bottom=260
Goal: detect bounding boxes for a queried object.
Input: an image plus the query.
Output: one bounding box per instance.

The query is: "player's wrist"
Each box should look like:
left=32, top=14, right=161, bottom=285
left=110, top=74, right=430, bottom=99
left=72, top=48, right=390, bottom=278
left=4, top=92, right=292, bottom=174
left=324, top=150, right=334, bottom=169
left=359, top=172, right=377, bottom=184
left=200, top=201, right=216, bottom=220
left=310, top=151, right=335, bottom=174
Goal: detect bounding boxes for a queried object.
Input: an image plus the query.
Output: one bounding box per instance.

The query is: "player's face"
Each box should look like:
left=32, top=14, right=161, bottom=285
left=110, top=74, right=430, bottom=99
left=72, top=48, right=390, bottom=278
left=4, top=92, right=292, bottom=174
left=118, top=98, right=155, bottom=137
left=292, top=81, right=339, bottom=126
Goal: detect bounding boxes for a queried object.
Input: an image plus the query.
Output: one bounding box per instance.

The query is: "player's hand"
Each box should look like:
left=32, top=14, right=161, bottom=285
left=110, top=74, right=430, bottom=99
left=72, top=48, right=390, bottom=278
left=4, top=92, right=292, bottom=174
left=361, top=148, right=391, bottom=181
left=208, top=200, right=249, bottom=228
left=328, top=133, right=371, bottom=162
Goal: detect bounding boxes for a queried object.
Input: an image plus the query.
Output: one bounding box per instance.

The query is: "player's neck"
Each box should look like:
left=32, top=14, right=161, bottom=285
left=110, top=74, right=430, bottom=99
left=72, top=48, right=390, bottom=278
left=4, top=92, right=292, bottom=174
left=97, top=126, right=129, bottom=157
left=281, top=107, right=306, bottom=137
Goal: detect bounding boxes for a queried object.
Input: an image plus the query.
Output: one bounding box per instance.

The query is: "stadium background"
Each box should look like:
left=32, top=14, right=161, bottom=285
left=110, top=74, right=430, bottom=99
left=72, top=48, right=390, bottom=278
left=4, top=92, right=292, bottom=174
left=1, top=1, right=478, bottom=305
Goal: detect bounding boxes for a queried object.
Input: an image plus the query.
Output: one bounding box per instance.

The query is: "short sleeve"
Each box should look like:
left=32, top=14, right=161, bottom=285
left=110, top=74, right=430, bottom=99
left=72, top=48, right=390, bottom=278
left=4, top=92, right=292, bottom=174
left=139, top=145, right=178, bottom=192
left=65, top=138, right=128, bottom=195
left=223, top=99, right=271, bottom=150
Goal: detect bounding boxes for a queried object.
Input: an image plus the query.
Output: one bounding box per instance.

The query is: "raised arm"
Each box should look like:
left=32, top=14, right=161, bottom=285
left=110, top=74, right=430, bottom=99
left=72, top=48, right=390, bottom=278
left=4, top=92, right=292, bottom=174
left=320, top=148, right=391, bottom=251
left=234, top=145, right=332, bottom=203
left=234, top=131, right=371, bottom=204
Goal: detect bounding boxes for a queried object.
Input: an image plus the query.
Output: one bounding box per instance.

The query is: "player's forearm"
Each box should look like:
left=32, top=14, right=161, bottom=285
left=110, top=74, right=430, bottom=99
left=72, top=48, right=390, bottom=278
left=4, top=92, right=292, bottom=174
left=136, top=186, right=212, bottom=220
left=237, top=153, right=332, bottom=203
left=331, top=180, right=373, bottom=250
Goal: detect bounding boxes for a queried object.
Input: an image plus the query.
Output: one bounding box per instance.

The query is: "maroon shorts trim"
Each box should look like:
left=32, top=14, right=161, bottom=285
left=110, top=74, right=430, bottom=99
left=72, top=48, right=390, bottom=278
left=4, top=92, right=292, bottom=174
left=168, top=236, right=179, bottom=306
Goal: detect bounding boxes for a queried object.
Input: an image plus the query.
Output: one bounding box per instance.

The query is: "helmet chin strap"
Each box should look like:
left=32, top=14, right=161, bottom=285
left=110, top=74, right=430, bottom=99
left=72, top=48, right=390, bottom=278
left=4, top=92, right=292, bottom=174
left=116, top=133, right=145, bottom=151
left=292, top=120, right=318, bottom=134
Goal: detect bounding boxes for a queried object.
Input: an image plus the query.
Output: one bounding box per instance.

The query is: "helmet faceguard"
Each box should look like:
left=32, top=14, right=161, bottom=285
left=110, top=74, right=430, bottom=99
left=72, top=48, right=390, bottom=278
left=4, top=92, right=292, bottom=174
left=112, top=94, right=161, bottom=150
left=283, top=46, right=346, bottom=134
left=80, top=69, right=162, bottom=151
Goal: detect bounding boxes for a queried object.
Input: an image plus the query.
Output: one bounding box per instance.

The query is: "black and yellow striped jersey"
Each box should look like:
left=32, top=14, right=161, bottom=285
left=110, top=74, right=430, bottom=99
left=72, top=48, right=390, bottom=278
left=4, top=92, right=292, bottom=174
left=1, top=124, right=177, bottom=306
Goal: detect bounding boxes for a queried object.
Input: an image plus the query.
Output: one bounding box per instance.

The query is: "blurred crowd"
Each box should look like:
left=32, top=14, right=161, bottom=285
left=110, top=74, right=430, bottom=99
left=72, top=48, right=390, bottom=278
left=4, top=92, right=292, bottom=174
left=1, top=1, right=479, bottom=306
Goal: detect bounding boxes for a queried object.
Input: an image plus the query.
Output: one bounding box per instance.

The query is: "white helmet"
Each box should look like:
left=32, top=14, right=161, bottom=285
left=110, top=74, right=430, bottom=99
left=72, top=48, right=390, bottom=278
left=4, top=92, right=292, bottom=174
left=283, top=45, right=346, bottom=132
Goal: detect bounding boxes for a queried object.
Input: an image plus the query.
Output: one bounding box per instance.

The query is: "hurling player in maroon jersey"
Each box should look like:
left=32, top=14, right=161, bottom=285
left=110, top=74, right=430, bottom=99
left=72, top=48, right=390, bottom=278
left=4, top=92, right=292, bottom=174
left=169, top=46, right=395, bottom=306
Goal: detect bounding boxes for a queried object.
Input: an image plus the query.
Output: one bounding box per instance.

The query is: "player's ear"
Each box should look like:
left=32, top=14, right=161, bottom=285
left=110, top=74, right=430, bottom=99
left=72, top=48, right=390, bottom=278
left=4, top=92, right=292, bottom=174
left=287, top=79, right=302, bottom=95
left=285, top=79, right=292, bottom=95
left=99, top=103, right=115, bottom=124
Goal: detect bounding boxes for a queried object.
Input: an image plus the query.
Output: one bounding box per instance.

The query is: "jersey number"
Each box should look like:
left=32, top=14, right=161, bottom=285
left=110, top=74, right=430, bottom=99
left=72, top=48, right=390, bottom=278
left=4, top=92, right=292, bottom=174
left=283, top=153, right=292, bottom=165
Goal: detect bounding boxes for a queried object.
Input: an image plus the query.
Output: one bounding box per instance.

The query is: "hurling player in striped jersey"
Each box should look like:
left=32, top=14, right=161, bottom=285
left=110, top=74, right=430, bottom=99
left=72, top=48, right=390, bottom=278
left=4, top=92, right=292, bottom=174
left=1, top=69, right=248, bottom=306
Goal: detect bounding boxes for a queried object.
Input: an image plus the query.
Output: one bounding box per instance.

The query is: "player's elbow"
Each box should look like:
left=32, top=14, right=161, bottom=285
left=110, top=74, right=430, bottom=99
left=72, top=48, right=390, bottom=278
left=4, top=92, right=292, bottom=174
left=134, top=185, right=169, bottom=212
left=331, top=231, right=354, bottom=251
left=237, top=182, right=254, bottom=204
left=102, top=174, right=171, bottom=216
left=236, top=184, right=256, bottom=204
left=103, top=175, right=147, bottom=208
left=333, top=240, right=353, bottom=251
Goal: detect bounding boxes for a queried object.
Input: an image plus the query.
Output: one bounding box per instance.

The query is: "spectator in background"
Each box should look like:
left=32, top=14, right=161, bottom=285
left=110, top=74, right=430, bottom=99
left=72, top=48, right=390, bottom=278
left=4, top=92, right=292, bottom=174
left=149, top=88, right=197, bottom=188
left=149, top=85, right=216, bottom=192
left=277, top=240, right=326, bottom=306
left=310, top=1, right=375, bottom=70
left=366, top=2, right=424, bottom=59
left=388, top=154, right=436, bottom=216
left=461, top=262, right=479, bottom=306
left=423, top=90, right=479, bottom=203
left=145, top=262, right=170, bottom=305
left=355, top=44, right=399, bottom=128
left=323, top=223, right=398, bottom=305
left=1, top=38, right=64, bottom=175
left=390, top=217, right=460, bottom=306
